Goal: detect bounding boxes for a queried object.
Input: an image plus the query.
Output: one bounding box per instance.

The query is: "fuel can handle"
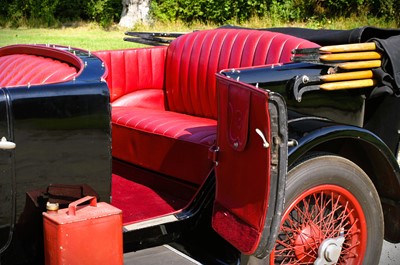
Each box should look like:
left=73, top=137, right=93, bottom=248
left=68, top=196, right=97, bottom=216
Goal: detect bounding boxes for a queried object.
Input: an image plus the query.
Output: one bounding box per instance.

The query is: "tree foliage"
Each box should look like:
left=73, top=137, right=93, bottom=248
left=0, top=0, right=398, bottom=28
left=151, top=0, right=400, bottom=26
left=150, top=0, right=267, bottom=24
left=0, top=0, right=122, bottom=28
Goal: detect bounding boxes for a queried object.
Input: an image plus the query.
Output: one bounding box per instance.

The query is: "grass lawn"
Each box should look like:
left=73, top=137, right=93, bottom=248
left=0, top=25, right=143, bottom=51
left=0, top=22, right=209, bottom=51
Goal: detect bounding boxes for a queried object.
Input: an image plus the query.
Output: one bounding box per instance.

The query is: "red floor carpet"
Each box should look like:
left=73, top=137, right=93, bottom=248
left=111, top=173, right=192, bottom=224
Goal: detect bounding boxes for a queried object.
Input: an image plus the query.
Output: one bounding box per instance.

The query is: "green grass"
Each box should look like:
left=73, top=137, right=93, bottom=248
left=0, top=22, right=209, bottom=51
left=0, top=24, right=193, bottom=51
left=0, top=17, right=397, bottom=51
left=0, top=24, right=141, bottom=51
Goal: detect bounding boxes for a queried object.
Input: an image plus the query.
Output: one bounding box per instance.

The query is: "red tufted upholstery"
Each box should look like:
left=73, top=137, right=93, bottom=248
left=164, top=29, right=318, bottom=119
left=0, top=54, right=77, bottom=88
left=97, top=29, right=319, bottom=184
left=94, top=46, right=167, bottom=102
left=112, top=107, right=217, bottom=184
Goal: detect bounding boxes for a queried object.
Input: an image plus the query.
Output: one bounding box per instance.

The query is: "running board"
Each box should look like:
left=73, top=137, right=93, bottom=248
left=123, top=214, right=179, bottom=232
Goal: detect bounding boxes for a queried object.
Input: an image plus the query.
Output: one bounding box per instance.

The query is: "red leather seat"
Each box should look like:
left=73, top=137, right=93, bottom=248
left=0, top=54, right=77, bottom=88
left=95, top=28, right=319, bottom=185
left=112, top=107, right=217, bottom=184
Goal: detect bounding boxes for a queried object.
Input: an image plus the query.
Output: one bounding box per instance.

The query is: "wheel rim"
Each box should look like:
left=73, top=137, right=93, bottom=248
left=270, top=184, right=367, bottom=264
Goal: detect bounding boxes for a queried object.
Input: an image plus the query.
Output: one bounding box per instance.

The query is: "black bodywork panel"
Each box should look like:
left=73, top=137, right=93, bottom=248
left=0, top=47, right=111, bottom=264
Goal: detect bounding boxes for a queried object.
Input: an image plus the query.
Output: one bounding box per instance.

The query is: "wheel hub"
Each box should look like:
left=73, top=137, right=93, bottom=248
left=294, top=223, right=321, bottom=261
left=324, top=243, right=341, bottom=262
left=314, top=232, right=345, bottom=265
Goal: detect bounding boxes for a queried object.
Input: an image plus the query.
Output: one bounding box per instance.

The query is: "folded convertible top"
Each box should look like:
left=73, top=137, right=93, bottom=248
left=263, top=26, right=400, bottom=46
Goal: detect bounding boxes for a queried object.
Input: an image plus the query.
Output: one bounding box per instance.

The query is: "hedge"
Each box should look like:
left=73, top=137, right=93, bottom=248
left=0, top=0, right=121, bottom=27
left=0, top=0, right=399, bottom=28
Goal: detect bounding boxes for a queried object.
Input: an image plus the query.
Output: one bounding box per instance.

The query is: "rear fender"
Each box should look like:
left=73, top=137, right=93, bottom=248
left=289, top=123, right=400, bottom=242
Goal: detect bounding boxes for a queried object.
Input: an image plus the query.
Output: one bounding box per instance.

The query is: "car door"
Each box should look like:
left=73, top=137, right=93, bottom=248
left=0, top=89, right=15, bottom=254
left=212, top=74, right=287, bottom=257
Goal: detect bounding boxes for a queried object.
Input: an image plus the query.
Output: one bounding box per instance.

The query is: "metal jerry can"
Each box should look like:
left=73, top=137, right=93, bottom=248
left=43, top=196, right=123, bottom=265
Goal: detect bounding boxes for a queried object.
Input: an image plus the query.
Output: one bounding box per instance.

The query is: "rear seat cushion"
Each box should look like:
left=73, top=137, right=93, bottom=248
left=112, top=107, right=216, bottom=184
left=109, top=29, right=319, bottom=184
left=111, top=89, right=165, bottom=110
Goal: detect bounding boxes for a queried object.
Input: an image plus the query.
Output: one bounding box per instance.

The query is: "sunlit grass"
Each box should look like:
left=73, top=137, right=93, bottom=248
left=0, top=24, right=140, bottom=51
left=0, top=16, right=397, bottom=51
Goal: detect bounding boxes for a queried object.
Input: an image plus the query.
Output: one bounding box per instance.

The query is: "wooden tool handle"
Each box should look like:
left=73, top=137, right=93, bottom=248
left=320, top=51, right=381, bottom=61
left=337, top=60, right=382, bottom=70
left=320, top=70, right=374, bottom=82
left=320, top=42, right=376, bottom=53
left=320, top=79, right=377, bottom=90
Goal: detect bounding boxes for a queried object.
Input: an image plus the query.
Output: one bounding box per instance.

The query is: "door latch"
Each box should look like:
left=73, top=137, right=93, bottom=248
left=255, top=128, right=270, bottom=149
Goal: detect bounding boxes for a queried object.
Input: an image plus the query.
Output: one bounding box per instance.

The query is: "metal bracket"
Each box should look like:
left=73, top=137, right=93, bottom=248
left=124, top=31, right=184, bottom=46
left=208, top=145, right=220, bottom=166
left=291, top=75, right=322, bottom=102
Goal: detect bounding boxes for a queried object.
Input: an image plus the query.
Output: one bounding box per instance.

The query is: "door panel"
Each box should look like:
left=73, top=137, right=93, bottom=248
left=0, top=89, right=14, bottom=253
left=212, top=74, right=272, bottom=255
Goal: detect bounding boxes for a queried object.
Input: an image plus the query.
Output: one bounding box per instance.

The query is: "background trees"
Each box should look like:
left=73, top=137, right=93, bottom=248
left=0, top=0, right=398, bottom=28
left=150, top=0, right=399, bottom=26
left=0, top=0, right=122, bottom=27
left=119, top=0, right=150, bottom=28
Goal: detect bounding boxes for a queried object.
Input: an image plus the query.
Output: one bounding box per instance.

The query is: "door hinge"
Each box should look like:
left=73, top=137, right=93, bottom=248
left=208, top=145, right=220, bottom=166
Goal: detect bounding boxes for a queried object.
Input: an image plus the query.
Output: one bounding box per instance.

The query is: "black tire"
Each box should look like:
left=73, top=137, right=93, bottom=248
left=269, top=155, right=383, bottom=264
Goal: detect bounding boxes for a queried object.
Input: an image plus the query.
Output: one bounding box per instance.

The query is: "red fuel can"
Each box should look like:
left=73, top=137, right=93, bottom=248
left=43, top=196, right=123, bottom=265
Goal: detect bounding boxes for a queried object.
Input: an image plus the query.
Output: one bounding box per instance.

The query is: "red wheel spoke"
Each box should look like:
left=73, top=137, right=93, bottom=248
left=271, top=184, right=367, bottom=265
left=321, top=193, right=342, bottom=236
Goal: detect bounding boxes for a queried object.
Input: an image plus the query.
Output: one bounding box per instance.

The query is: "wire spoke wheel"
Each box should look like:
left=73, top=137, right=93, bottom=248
left=269, top=155, right=383, bottom=265
left=271, top=185, right=366, bottom=264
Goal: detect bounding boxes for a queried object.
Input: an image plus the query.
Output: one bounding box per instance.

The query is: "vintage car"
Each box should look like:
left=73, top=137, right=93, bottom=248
left=0, top=26, right=400, bottom=264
